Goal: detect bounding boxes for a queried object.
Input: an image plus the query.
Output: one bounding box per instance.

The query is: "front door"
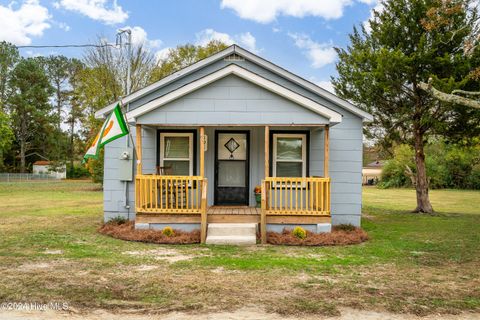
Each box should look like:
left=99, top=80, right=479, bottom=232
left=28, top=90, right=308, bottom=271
left=214, top=131, right=249, bottom=205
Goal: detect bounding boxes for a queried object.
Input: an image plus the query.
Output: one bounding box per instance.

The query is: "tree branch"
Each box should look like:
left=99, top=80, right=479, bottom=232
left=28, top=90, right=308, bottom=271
left=451, top=89, right=480, bottom=96
left=418, top=81, right=480, bottom=110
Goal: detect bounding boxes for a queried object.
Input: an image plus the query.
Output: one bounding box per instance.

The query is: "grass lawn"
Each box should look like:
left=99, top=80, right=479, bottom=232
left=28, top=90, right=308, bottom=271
left=0, top=181, right=479, bottom=316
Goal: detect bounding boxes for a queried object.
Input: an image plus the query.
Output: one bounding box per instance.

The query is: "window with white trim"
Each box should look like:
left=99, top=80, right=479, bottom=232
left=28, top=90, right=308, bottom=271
left=159, top=132, right=193, bottom=176
left=272, top=133, right=307, bottom=177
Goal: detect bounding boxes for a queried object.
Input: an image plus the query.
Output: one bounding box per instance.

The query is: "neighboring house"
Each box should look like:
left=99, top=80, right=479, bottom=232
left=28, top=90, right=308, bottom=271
left=32, top=161, right=66, bottom=179
left=95, top=45, right=373, bottom=244
left=362, top=160, right=384, bottom=185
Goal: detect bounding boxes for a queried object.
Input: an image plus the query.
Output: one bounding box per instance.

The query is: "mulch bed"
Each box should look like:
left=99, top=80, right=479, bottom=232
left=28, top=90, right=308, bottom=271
left=100, top=221, right=367, bottom=246
left=98, top=221, right=200, bottom=244
left=267, top=226, right=369, bottom=246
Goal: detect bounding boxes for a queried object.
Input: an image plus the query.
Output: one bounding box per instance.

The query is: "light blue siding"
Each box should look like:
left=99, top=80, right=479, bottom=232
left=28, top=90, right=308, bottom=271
left=306, top=115, right=363, bottom=226
left=103, top=135, right=135, bottom=222
left=103, top=57, right=365, bottom=226
left=137, top=75, right=330, bottom=125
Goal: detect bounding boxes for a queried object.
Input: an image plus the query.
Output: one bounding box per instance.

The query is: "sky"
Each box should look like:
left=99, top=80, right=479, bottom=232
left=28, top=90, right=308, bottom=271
left=0, top=0, right=381, bottom=92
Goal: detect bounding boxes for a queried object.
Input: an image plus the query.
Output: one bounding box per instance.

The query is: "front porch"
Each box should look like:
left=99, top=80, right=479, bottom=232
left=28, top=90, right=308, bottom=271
left=134, top=124, right=331, bottom=244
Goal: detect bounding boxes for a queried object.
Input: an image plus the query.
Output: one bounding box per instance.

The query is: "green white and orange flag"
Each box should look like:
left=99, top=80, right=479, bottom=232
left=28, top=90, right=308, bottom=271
left=83, top=104, right=129, bottom=162
left=98, top=104, right=129, bottom=147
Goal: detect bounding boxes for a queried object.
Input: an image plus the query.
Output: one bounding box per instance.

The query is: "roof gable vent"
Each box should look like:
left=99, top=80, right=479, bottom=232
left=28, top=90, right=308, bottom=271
left=224, top=53, right=245, bottom=62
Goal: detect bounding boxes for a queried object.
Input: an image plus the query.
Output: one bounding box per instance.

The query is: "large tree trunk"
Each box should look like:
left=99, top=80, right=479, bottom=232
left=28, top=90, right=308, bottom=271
left=19, top=138, right=25, bottom=173
left=19, top=116, right=27, bottom=173
left=69, top=116, right=74, bottom=169
left=413, top=128, right=434, bottom=213
left=56, top=81, right=62, bottom=130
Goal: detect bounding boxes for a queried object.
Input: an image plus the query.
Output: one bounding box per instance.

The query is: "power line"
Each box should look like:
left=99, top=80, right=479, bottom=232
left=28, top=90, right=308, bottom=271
left=16, top=43, right=118, bottom=49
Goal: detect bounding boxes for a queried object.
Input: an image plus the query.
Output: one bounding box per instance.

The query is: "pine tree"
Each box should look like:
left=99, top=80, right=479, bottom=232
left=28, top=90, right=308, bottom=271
left=8, top=58, right=54, bottom=172
left=333, top=0, right=480, bottom=213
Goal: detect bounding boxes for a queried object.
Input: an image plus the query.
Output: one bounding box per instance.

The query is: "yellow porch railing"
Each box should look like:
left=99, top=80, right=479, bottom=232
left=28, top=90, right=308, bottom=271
left=135, top=175, right=207, bottom=215
left=262, top=177, right=331, bottom=216
left=260, top=176, right=331, bottom=244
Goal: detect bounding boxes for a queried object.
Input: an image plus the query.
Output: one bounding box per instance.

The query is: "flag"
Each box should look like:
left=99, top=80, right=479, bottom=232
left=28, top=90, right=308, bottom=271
left=99, top=103, right=129, bottom=147
left=83, top=104, right=129, bottom=162
left=82, top=121, right=107, bottom=163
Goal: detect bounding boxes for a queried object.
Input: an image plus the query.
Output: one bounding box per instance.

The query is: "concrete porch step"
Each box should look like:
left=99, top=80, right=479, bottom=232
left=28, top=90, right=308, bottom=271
left=205, top=235, right=257, bottom=245
left=207, top=223, right=257, bottom=237
left=206, top=223, right=257, bottom=245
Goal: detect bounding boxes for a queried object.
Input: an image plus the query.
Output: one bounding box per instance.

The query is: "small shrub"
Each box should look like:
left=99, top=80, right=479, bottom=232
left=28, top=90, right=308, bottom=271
left=379, top=141, right=480, bottom=189
left=107, top=216, right=128, bottom=225
left=86, top=149, right=104, bottom=185
left=334, top=224, right=356, bottom=232
left=466, top=165, right=480, bottom=189
left=67, top=163, right=90, bottom=179
left=379, top=145, right=415, bottom=188
left=267, top=227, right=368, bottom=246
left=162, top=226, right=175, bottom=237
left=292, top=226, right=307, bottom=239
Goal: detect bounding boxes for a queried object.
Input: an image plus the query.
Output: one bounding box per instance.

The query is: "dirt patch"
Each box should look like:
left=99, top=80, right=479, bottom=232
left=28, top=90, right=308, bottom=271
left=18, top=260, right=69, bottom=271
left=267, top=226, right=368, bottom=246
left=99, top=221, right=200, bottom=244
left=134, top=265, right=159, bottom=271
left=1, top=307, right=479, bottom=320
left=123, top=248, right=208, bottom=263
left=43, top=249, right=64, bottom=255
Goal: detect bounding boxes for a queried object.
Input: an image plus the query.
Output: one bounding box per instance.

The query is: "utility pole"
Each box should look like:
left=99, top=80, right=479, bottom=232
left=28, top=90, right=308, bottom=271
left=116, top=28, right=133, bottom=212
left=116, top=28, right=132, bottom=96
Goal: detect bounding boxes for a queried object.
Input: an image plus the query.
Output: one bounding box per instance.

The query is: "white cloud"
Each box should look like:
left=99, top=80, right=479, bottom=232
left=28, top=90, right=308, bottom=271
left=221, top=0, right=385, bottom=24
left=316, top=80, right=334, bottom=93
left=25, top=50, right=43, bottom=57
left=0, top=0, right=51, bottom=45
left=196, top=29, right=234, bottom=46
left=195, top=29, right=259, bottom=53
left=155, top=47, right=171, bottom=62
left=289, top=33, right=337, bottom=69
left=121, top=26, right=162, bottom=48
left=55, top=0, right=128, bottom=25
left=362, top=0, right=383, bottom=33
left=237, top=32, right=256, bottom=52
left=54, top=21, right=70, bottom=31
left=221, top=0, right=354, bottom=23
left=357, top=0, right=378, bottom=4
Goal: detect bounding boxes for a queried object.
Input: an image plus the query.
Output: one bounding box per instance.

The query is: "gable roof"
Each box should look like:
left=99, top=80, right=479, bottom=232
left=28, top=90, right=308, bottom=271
left=126, top=64, right=342, bottom=123
left=95, top=45, right=373, bottom=122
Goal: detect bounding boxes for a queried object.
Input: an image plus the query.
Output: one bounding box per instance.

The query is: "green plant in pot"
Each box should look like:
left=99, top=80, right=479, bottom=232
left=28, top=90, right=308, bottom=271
left=254, top=185, right=262, bottom=208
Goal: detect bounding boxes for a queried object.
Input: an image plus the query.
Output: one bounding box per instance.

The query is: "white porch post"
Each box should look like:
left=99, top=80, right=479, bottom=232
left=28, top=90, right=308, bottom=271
left=135, top=124, right=142, bottom=175
left=200, top=126, right=205, bottom=178
left=324, top=125, right=329, bottom=177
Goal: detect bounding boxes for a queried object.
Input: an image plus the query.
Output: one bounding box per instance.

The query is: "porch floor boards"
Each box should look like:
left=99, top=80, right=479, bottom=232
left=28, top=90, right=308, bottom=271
left=207, top=206, right=260, bottom=215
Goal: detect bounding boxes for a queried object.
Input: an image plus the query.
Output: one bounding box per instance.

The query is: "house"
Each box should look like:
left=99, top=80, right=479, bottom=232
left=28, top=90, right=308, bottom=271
left=95, top=45, right=373, bottom=244
left=362, top=160, right=384, bottom=185
left=32, top=161, right=66, bottom=179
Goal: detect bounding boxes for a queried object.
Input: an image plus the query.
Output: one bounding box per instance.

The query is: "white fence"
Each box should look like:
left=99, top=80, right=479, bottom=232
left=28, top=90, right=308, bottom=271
left=0, top=173, right=62, bottom=182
